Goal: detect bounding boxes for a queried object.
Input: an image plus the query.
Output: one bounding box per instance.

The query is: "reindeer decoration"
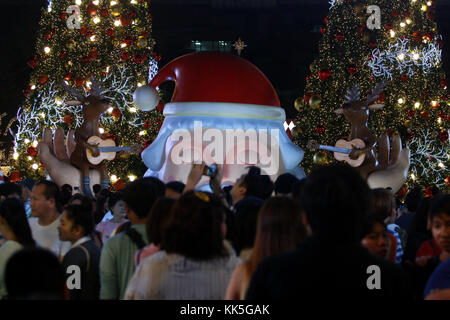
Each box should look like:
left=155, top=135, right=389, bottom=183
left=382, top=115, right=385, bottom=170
left=61, top=77, right=112, bottom=196
left=333, top=81, right=410, bottom=191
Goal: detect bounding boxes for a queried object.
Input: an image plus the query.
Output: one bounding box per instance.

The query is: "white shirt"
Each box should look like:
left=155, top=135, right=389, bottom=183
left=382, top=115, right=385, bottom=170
left=29, top=216, right=71, bottom=259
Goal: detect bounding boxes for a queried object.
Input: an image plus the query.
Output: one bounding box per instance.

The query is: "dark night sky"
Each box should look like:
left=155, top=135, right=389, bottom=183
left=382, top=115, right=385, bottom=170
left=1, top=0, right=449, bottom=152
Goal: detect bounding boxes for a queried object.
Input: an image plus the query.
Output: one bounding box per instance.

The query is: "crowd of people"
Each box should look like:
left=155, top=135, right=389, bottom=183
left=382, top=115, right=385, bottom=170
left=0, top=163, right=449, bottom=300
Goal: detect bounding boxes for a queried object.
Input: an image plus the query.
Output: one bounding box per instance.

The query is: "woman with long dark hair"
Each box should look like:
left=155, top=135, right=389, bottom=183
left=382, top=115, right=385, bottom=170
left=225, top=196, right=307, bottom=300
left=0, top=198, right=35, bottom=298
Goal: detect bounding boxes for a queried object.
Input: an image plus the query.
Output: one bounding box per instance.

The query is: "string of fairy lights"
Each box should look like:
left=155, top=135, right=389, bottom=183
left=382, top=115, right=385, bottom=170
left=295, top=0, right=449, bottom=190
left=11, top=0, right=162, bottom=184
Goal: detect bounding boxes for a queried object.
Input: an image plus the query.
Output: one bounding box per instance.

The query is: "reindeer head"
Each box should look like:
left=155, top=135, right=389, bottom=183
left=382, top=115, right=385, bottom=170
left=61, top=77, right=111, bottom=119
left=334, top=81, right=386, bottom=126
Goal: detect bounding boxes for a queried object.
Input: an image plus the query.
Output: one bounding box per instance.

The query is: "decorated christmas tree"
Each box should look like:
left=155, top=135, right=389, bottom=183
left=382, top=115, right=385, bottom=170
left=10, top=0, right=163, bottom=185
left=294, top=0, right=449, bottom=192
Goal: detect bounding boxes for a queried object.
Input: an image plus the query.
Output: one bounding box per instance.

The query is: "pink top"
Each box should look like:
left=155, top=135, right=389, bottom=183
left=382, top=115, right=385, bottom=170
left=134, top=243, right=160, bottom=267
left=96, top=219, right=129, bottom=244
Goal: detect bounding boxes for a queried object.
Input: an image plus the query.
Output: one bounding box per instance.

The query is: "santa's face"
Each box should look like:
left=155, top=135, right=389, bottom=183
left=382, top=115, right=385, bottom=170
left=158, top=127, right=285, bottom=187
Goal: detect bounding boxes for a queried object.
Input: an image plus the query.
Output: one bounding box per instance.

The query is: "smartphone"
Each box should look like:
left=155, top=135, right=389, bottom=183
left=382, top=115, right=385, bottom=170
left=203, top=164, right=217, bottom=178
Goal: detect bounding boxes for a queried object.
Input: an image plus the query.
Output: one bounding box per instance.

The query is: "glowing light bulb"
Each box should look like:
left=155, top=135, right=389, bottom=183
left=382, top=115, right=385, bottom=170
left=438, top=117, right=442, bottom=124
left=400, top=22, right=406, bottom=28
left=139, top=130, right=146, bottom=136
left=40, top=112, right=45, bottom=118
left=413, top=53, right=420, bottom=60
left=411, top=173, right=416, bottom=180
left=105, top=66, right=110, bottom=73
left=55, top=98, right=62, bottom=106
left=421, top=4, right=427, bottom=11
left=129, top=107, right=137, bottom=113
left=406, top=19, right=412, bottom=24
left=398, top=98, right=404, bottom=104
left=114, top=20, right=121, bottom=27
left=130, top=0, right=137, bottom=3
left=86, top=81, right=92, bottom=88
left=90, top=35, right=96, bottom=41
left=414, top=102, right=421, bottom=109
left=13, top=152, right=19, bottom=160
left=137, top=83, right=143, bottom=87
left=99, top=128, right=105, bottom=134
left=427, top=1, right=432, bottom=6
left=32, top=163, right=39, bottom=170
left=438, top=162, right=444, bottom=168
left=111, top=175, right=118, bottom=182
left=390, top=30, right=396, bottom=38
left=76, top=0, right=82, bottom=5
left=93, top=17, right=101, bottom=24
left=128, top=175, right=136, bottom=182
left=28, top=156, right=32, bottom=161
left=44, top=47, right=51, bottom=54
left=431, top=101, right=438, bottom=107
left=31, top=85, right=36, bottom=90
left=24, top=138, right=30, bottom=144
left=111, top=1, right=117, bottom=6
left=32, top=140, right=38, bottom=148
left=397, top=53, right=405, bottom=60
left=93, top=0, right=99, bottom=5
left=107, top=107, right=114, bottom=113
left=121, top=43, right=127, bottom=48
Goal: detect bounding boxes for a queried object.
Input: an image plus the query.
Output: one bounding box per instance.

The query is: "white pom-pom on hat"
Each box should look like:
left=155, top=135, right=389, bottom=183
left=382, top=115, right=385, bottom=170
left=133, top=85, right=159, bottom=111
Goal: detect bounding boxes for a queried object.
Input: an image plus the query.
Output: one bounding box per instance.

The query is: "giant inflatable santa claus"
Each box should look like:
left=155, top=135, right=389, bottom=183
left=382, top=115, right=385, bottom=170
left=133, top=51, right=305, bottom=188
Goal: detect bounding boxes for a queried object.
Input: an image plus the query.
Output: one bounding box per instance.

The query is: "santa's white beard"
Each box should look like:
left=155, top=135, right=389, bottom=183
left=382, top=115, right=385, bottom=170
left=141, top=114, right=305, bottom=187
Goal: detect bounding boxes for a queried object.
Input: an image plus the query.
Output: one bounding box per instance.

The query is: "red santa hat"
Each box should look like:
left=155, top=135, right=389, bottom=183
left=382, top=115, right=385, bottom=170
left=144, top=51, right=283, bottom=121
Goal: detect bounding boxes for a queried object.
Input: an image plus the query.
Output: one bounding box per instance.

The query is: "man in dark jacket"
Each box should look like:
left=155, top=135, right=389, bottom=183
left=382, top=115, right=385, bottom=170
left=246, top=164, right=412, bottom=300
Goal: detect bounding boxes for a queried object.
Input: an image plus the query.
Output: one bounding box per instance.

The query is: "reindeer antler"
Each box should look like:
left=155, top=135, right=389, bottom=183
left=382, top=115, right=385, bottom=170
left=364, top=80, right=387, bottom=107
left=60, top=81, right=86, bottom=101
left=344, top=84, right=361, bottom=103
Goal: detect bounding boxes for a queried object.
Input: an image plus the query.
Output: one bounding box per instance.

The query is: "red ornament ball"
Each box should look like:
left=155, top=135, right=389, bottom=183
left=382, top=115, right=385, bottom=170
left=120, top=14, right=131, bottom=27
left=112, top=108, right=121, bottom=118
left=123, top=36, right=133, bottom=46
left=59, top=51, right=66, bottom=59
left=438, top=130, right=449, bottom=142
left=347, top=65, right=358, bottom=75
left=133, top=54, right=147, bottom=64
left=60, top=12, right=67, bottom=20
left=114, top=179, right=126, bottom=191
left=320, top=26, right=326, bottom=34
left=420, top=111, right=430, bottom=120
left=64, top=73, right=72, bottom=81
left=121, top=52, right=130, bottom=61
left=412, top=31, right=422, bottom=42
left=27, top=59, right=37, bottom=69
left=101, top=9, right=109, bottom=17
left=407, top=109, right=416, bottom=118
left=9, top=171, right=21, bottom=183
left=143, top=120, right=151, bottom=128
left=86, top=3, right=98, bottom=16
left=369, top=42, right=377, bottom=48
left=318, top=68, right=332, bottom=81
left=79, top=25, right=88, bottom=36
left=74, top=78, right=85, bottom=87
left=377, top=92, right=386, bottom=102
left=401, top=74, right=409, bottom=81
left=106, top=27, right=114, bottom=37
left=27, top=146, right=37, bottom=157
left=441, top=79, right=448, bottom=89
left=63, top=115, right=73, bottom=125
left=38, top=74, right=49, bottom=84
left=315, top=124, right=326, bottom=135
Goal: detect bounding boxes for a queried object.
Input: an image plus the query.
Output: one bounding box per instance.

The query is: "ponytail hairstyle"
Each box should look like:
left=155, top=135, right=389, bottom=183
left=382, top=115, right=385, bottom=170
left=0, top=198, right=35, bottom=246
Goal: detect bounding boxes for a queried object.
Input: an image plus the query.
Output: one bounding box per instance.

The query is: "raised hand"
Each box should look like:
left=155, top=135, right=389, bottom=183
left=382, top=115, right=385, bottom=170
left=38, top=127, right=101, bottom=192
